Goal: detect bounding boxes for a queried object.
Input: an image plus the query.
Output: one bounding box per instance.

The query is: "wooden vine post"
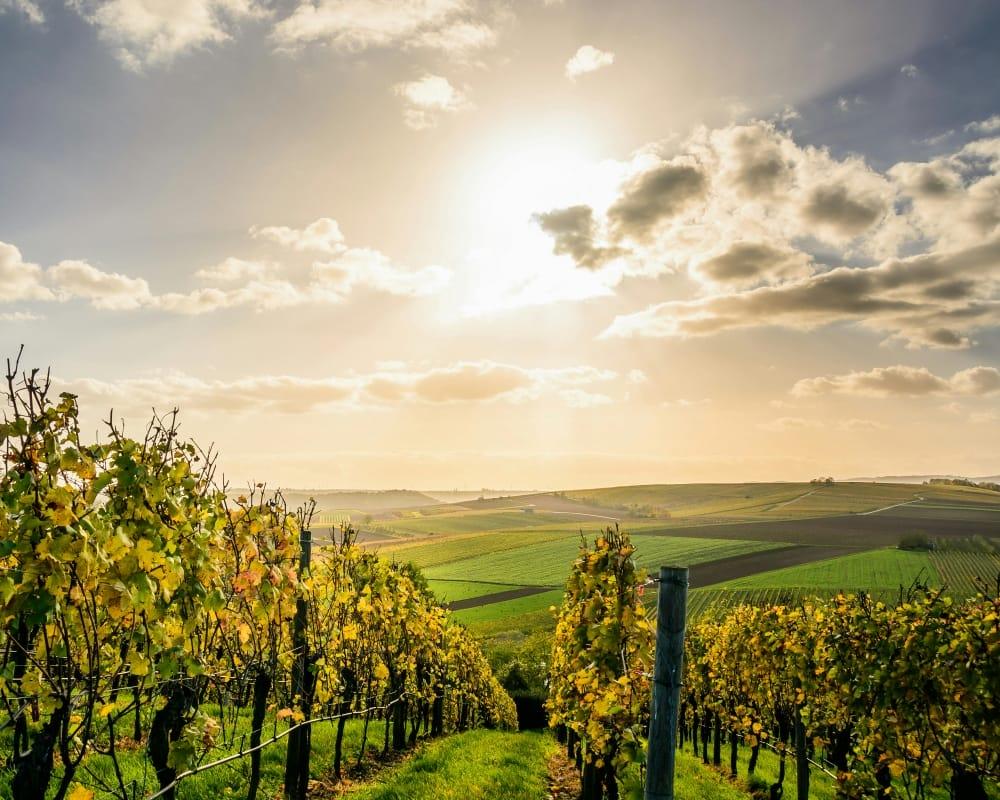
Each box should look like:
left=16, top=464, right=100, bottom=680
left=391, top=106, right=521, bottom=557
left=645, top=566, right=689, bottom=800
left=283, top=528, right=313, bottom=800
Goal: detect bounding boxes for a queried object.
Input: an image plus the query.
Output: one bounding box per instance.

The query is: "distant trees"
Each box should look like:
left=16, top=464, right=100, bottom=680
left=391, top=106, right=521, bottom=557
left=927, top=477, right=1000, bottom=493
left=810, top=476, right=835, bottom=485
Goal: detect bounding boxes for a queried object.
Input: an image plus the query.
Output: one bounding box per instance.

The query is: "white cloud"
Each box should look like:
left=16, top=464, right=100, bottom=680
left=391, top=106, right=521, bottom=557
left=48, top=260, right=153, bottom=310
left=791, top=364, right=1000, bottom=398
left=965, top=115, right=1000, bottom=135
left=312, top=248, right=451, bottom=296
left=70, top=0, right=266, bottom=70
left=0, top=0, right=43, bottom=23
left=250, top=217, right=346, bottom=254
left=195, top=257, right=279, bottom=282
left=565, top=44, right=614, bottom=79
left=0, top=241, right=55, bottom=302
left=393, top=74, right=471, bottom=130
left=900, top=63, right=919, bottom=78
left=271, top=0, right=496, bottom=56
left=59, top=360, right=618, bottom=414
left=626, top=368, right=648, bottom=384
left=0, top=221, right=452, bottom=316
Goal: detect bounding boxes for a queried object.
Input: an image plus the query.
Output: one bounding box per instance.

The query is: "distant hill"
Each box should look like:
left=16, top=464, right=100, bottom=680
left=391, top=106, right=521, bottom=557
left=847, top=474, right=1000, bottom=484
left=227, top=489, right=442, bottom=512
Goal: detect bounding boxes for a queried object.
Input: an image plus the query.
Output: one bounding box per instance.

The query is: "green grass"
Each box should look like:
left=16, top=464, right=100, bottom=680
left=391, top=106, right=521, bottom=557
left=428, top=579, right=523, bottom=603
left=377, top=529, right=578, bottom=570
left=381, top=510, right=584, bottom=536
left=0, top=710, right=378, bottom=800
left=349, top=729, right=553, bottom=800
left=929, top=550, right=1000, bottom=598
left=723, top=548, right=939, bottom=592
left=424, top=535, right=785, bottom=586
left=452, top=589, right=565, bottom=625
left=565, top=483, right=811, bottom=518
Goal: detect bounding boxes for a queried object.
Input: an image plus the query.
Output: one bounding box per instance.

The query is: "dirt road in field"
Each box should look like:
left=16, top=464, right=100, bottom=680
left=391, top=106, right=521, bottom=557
left=687, top=544, right=863, bottom=588
left=444, top=585, right=554, bottom=611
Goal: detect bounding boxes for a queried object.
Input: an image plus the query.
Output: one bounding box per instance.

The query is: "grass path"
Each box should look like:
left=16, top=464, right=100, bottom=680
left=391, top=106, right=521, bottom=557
left=346, top=729, right=554, bottom=800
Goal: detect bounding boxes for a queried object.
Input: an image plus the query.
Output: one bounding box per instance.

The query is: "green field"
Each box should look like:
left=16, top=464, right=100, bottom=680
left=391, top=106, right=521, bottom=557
left=723, top=548, right=939, bottom=591
left=428, top=579, right=523, bottom=603
left=683, top=548, right=1000, bottom=619
left=452, top=589, right=565, bottom=625
left=423, top=535, right=786, bottom=586
left=381, top=509, right=588, bottom=536
left=377, top=529, right=577, bottom=569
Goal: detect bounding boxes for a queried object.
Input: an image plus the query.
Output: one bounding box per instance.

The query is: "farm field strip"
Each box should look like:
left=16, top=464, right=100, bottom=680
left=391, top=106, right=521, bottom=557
left=722, top=548, right=941, bottom=591
left=686, top=544, right=863, bottom=588
left=452, top=589, right=565, bottom=626
left=424, top=535, right=786, bottom=586
left=929, top=550, right=1000, bottom=596
left=427, top=579, right=524, bottom=603
left=445, top=585, right=553, bottom=611
left=376, top=529, right=579, bottom=570
left=380, top=509, right=587, bottom=536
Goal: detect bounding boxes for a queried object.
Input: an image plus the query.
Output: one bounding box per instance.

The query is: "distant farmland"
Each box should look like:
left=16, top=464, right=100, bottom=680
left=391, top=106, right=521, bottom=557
left=347, top=480, right=1000, bottom=637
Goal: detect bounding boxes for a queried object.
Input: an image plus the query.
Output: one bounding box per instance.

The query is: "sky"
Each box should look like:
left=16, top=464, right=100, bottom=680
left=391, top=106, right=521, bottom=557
left=1, top=0, right=999, bottom=490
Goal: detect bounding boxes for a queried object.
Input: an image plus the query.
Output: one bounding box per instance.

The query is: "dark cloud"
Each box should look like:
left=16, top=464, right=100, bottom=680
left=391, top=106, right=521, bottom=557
left=532, top=205, right=623, bottom=268
left=607, top=162, right=707, bottom=240
left=802, top=184, right=886, bottom=236
left=602, top=236, right=1000, bottom=347
left=694, top=241, right=811, bottom=285
left=727, top=126, right=791, bottom=196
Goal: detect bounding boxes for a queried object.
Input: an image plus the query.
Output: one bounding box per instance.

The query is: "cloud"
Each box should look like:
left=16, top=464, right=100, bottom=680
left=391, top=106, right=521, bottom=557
left=0, top=241, right=55, bottom=302
left=565, top=44, right=614, bottom=79
left=195, top=257, right=279, bottom=282
left=535, top=120, right=903, bottom=282
left=271, top=0, right=497, bottom=55
left=532, top=205, right=623, bottom=268
left=791, top=364, right=1000, bottom=398
left=600, top=235, right=1000, bottom=349
left=691, top=240, right=813, bottom=287
left=70, top=0, right=265, bottom=70
left=0, top=0, right=43, bottom=23
left=250, top=217, right=346, bottom=254
left=900, top=63, right=919, bottom=78
left=607, top=160, right=708, bottom=241
left=0, top=221, right=451, bottom=316
left=393, top=74, right=471, bottom=130
left=801, top=182, right=888, bottom=239
left=626, top=369, right=647, bottom=384
left=47, top=260, right=153, bottom=310
left=59, top=360, right=618, bottom=414
left=949, top=365, right=1000, bottom=396
left=965, top=115, right=1000, bottom=135
left=311, top=248, right=451, bottom=296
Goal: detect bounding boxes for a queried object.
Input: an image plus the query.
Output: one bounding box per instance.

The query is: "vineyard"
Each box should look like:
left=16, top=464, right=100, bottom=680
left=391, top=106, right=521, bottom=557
left=547, top=529, right=1000, bottom=800
left=0, top=360, right=515, bottom=800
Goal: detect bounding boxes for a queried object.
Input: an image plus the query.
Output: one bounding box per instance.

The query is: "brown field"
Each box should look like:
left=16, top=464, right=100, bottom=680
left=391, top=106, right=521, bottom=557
left=687, top=544, right=864, bottom=588
left=638, top=506, right=1000, bottom=547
